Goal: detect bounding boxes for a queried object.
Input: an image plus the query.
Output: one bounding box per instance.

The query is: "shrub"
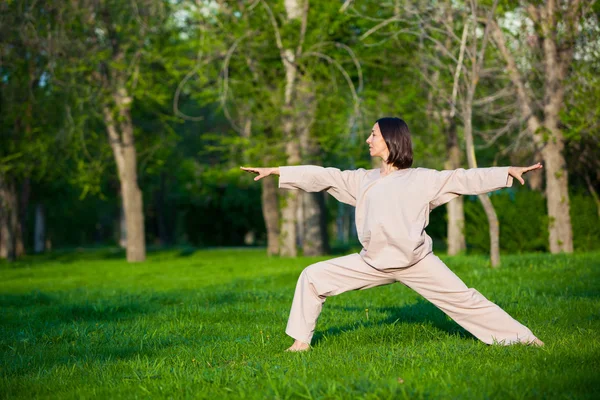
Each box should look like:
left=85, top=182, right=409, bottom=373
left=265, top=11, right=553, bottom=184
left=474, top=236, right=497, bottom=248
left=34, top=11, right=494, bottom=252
left=463, top=189, right=598, bottom=254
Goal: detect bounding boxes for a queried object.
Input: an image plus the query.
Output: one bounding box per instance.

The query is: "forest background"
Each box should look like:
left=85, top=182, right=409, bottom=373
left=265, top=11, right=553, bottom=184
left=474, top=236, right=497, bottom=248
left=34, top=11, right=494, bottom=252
left=1, top=0, right=599, bottom=265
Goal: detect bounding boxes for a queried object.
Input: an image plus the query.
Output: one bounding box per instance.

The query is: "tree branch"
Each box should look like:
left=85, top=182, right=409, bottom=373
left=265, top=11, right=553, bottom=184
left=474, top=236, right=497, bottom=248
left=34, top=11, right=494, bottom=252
left=295, top=0, right=309, bottom=58
left=490, top=19, right=542, bottom=138
left=339, top=0, right=354, bottom=13
left=450, top=20, right=469, bottom=119
left=260, top=0, right=284, bottom=53
left=173, top=28, right=206, bottom=121
left=219, top=32, right=252, bottom=133
left=302, top=51, right=361, bottom=130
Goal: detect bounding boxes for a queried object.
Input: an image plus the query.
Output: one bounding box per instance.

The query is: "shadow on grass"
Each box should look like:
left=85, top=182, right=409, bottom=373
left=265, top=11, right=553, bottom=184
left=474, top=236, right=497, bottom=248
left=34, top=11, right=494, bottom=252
left=0, top=246, right=272, bottom=269
left=0, top=290, right=163, bottom=325
left=0, top=247, right=128, bottom=266
left=0, top=290, right=191, bottom=378
left=311, top=300, right=472, bottom=346
left=1, top=246, right=203, bottom=267
left=0, top=279, right=292, bottom=379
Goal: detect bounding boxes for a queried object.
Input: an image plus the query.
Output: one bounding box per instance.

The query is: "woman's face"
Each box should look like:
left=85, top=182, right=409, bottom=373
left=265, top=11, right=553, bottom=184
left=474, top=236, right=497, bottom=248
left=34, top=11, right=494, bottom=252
left=366, top=123, right=389, bottom=159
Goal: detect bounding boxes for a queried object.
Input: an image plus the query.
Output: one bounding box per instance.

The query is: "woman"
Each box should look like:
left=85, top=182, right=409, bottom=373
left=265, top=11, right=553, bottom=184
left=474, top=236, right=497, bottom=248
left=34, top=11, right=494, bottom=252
left=241, top=117, right=544, bottom=352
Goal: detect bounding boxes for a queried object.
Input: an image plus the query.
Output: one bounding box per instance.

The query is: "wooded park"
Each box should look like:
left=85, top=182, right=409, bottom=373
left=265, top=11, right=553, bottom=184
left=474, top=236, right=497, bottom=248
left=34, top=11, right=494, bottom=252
left=1, top=1, right=599, bottom=398
left=1, top=0, right=599, bottom=264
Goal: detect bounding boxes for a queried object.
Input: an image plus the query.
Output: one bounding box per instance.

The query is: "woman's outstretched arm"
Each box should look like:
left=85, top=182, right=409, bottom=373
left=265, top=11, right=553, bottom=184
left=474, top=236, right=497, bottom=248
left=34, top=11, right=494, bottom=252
left=240, top=167, right=279, bottom=181
left=429, top=163, right=543, bottom=209
left=241, top=165, right=368, bottom=206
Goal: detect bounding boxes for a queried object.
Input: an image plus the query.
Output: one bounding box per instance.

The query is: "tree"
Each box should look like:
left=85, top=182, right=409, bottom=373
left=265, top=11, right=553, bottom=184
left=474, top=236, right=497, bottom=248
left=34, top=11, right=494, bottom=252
left=458, top=0, right=502, bottom=266
left=0, top=0, right=63, bottom=261
left=355, top=0, right=504, bottom=264
left=50, top=0, right=185, bottom=261
left=210, top=0, right=363, bottom=256
left=490, top=0, right=594, bottom=253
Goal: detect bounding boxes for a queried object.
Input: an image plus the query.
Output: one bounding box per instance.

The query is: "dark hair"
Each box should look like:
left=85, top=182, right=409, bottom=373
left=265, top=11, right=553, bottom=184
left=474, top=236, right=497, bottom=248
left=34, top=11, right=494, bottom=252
left=376, top=117, right=413, bottom=169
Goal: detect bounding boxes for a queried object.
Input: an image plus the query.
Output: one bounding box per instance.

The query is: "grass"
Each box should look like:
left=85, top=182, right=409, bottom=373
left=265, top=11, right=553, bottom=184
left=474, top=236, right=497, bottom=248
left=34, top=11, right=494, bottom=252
left=1, top=248, right=599, bottom=399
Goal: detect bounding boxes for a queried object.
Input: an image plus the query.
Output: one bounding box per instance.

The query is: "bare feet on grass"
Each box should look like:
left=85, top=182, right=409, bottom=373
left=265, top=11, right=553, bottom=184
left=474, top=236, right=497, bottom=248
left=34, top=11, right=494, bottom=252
left=286, top=340, right=310, bottom=352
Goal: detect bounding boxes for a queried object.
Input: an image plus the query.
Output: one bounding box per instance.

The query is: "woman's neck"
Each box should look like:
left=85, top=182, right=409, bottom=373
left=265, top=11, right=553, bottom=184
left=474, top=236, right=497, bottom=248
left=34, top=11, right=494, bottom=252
left=380, top=162, right=399, bottom=175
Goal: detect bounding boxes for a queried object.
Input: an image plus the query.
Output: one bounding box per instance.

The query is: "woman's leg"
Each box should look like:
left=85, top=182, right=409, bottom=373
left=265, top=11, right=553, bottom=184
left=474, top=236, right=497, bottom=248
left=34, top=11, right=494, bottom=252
left=394, top=253, right=540, bottom=345
left=286, top=253, right=395, bottom=346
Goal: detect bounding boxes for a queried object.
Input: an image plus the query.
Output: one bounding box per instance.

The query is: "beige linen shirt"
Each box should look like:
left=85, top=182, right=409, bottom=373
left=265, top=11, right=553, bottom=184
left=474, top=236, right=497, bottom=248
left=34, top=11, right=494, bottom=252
left=278, top=166, right=513, bottom=270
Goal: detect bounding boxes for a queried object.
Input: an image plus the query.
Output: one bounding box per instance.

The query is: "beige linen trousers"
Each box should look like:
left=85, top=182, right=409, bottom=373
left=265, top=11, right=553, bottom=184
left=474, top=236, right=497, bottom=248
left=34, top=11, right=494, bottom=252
left=279, top=165, right=539, bottom=346
left=285, top=252, right=537, bottom=345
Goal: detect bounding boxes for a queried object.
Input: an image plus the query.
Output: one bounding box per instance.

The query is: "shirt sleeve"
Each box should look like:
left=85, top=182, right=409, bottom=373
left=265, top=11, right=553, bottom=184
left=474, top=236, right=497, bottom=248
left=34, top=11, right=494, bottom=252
left=428, top=167, right=513, bottom=209
left=278, top=165, right=367, bottom=206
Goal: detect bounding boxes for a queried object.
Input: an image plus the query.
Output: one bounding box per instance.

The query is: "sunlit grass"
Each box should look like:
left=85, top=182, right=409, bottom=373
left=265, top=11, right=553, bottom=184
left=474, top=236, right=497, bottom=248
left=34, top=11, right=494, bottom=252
left=1, top=248, right=599, bottom=399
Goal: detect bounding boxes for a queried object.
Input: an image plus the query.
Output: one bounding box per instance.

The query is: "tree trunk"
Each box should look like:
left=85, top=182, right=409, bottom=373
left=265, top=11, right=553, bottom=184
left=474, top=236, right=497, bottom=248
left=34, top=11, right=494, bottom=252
left=424, top=8, right=467, bottom=256
left=542, top=139, right=573, bottom=252
left=279, top=47, right=300, bottom=256
left=15, top=178, right=30, bottom=257
left=444, top=117, right=466, bottom=255
left=280, top=125, right=300, bottom=257
left=118, top=201, right=127, bottom=248
left=464, top=105, right=500, bottom=267
left=120, top=145, right=145, bottom=261
left=261, top=177, right=280, bottom=256
left=539, top=2, right=573, bottom=252
left=528, top=152, right=543, bottom=191
left=491, top=3, right=574, bottom=253
left=296, top=78, right=327, bottom=256
left=243, top=117, right=280, bottom=254
left=34, top=203, right=45, bottom=253
left=0, top=177, right=18, bottom=261
left=458, top=5, right=501, bottom=267
left=301, top=192, right=329, bottom=256
left=296, top=192, right=305, bottom=249
left=446, top=196, right=466, bottom=255
left=478, top=194, right=500, bottom=265
left=16, top=58, right=34, bottom=257
left=103, top=85, right=146, bottom=262
left=278, top=0, right=311, bottom=257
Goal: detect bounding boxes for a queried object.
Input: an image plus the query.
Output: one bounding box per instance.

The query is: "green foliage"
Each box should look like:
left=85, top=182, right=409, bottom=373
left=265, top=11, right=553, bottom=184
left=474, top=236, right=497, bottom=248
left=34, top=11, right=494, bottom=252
left=0, top=249, right=599, bottom=398
left=28, top=180, right=119, bottom=249
left=465, top=190, right=548, bottom=254
left=2, top=0, right=598, bottom=257
left=571, top=192, right=600, bottom=252
left=43, top=0, right=193, bottom=193
left=562, top=57, right=600, bottom=194
left=0, top=0, right=68, bottom=184
left=463, top=189, right=600, bottom=254
left=175, top=165, right=265, bottom=247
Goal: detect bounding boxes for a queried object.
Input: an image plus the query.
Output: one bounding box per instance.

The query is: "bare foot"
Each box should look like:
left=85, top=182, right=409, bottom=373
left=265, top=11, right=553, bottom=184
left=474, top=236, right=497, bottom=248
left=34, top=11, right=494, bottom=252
left=285, top=340, right=310, bottom=352
left=530, top=338, right=545, bottom=347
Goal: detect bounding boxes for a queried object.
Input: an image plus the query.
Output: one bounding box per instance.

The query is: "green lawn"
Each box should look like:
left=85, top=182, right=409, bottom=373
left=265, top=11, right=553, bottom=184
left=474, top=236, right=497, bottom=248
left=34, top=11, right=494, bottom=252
left=1, top=248, right=599, bottom=399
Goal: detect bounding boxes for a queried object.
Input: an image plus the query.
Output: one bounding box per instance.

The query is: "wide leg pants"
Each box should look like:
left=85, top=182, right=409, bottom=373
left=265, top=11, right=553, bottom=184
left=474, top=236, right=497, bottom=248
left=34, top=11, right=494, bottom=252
left=285, top=252, right=538, bottom=345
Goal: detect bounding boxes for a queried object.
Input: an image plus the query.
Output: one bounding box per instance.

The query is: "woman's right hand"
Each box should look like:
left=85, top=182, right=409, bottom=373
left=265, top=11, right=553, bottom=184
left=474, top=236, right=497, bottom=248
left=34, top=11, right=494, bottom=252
left=240, top=167, right=279, bottom=181
left=508, top=163, right=543, bottom=185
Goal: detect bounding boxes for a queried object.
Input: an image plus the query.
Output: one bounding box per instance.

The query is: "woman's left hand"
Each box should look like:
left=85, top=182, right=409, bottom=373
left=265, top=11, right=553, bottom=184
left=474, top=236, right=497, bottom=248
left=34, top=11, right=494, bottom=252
left=508, top=162, right=543, bottom=185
